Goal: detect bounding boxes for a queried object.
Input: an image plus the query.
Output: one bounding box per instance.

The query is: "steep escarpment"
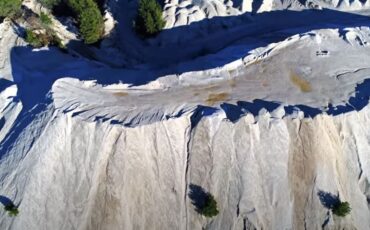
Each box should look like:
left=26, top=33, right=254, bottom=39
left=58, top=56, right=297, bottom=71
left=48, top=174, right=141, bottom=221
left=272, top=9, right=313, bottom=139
left=0, top=102, right=370, bottom=229
left=1, top=0, right=370, bottom=229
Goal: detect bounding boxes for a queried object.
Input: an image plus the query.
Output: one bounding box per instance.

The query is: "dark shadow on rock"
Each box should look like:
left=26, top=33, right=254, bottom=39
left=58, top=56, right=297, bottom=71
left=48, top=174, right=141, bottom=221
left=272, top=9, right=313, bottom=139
left=221, top=100, right=280, bottom=122
left=285, top=104, right=322, bottom=118
left=231, top=0, right=243, bottom=11
left=327, top=78, right=370, bottom=116
left=0, top=78, right=14, bottom=92
left=0, top=195, right=19, bottom=216
left=156, top=0, right=166, bottom=8
left=221, top=103, right=245, bottom=122
left=8, top=19, right=26, bottom=38
left=0, top=101, right=50, bottom=160
left=326, top=103, right=354, bottom=115
left=318, top=190, right=340, bottom=209
left=223, top=100, right=322, bottom=122
left=0, top=196, right=15, bottom=207
left=96, top=0, right=108, bottom=14
left=7, top=8, right=370, bottom=87
left=0, top=46, right=58, bottom=159
left=190, top=105, right=219, bottom=129
left=237, top=99, right=280, bottom=116
left=188, top=184, right=208, bottom=213
left=252, top=0, right=263, bottom=14
left=21, top=5, right=39, bottom=21
left=322, top=210, right=331, bottom=229
left=0, top=117, right=5, bottom=131
left=52, top=1, right=76, bottom=17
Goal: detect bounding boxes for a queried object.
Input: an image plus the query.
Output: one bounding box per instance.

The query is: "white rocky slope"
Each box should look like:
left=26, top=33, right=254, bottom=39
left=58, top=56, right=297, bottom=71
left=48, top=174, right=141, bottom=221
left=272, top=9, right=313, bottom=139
left=1, top=100, right=370, bottom=230
left=162, top=0, right=370, bottom=28
left=1, top=0, right=370, bottom=230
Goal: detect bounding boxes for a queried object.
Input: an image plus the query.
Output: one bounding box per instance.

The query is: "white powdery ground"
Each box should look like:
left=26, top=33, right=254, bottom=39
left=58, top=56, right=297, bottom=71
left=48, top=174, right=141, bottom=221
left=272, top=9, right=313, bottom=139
left=1, top=1, right=370, bottom=229
left=52, top=27, right=370, bottom=126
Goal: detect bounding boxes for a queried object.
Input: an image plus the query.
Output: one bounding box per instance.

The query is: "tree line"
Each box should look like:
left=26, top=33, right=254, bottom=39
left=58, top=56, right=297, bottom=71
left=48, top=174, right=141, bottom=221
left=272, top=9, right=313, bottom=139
left=0, top=0, right=165, bottom=46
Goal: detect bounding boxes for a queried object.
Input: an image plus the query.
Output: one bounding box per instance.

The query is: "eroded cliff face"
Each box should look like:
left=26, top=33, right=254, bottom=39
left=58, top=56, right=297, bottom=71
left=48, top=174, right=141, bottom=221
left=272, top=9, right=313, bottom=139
left=186, top=108, right=370, bottom=230
left=1, top=0, right=370, bottom=228
left=162, top=0, right=370, bottom=28
left=0, top=103, right=369, bottom=230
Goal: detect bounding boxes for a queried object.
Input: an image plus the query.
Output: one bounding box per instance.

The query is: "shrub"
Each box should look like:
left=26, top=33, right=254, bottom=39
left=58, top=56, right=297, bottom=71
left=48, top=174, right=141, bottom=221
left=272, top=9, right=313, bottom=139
left=25, top=29, right=44, bottom=47
left=332, top=201, right=351, bottom=217
left=38, top=0, right=62, bottom=9
left=78, top=7, right=103, bottom=44
left=4, top=204, right=19, bottom=217
left=67, top=0, right=104, bottom=44
left=40, top=12, right=52, bottom=26
left=53, top=34, right=66, bottom=49
left=0, top=0, right=22, bottom=18
left=135, top=0, right=165, bottom=37
left=199, top=193, right=219, bottom=218
left=25, top=29, right=64, bottom=48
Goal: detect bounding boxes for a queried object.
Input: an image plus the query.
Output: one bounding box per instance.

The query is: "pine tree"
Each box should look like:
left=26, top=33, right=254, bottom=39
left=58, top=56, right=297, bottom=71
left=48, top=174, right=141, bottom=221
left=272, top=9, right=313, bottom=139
left=0, top=0, right=22, bottom=18
left=68, top=0, right=104, bottom=44
left=135, top=0, right=165, bottom=37
left=332, top=201, right=351, bottom=217
left=38, top=0, right=61, bottom=9
left=200, top=193, right=219, bottom=218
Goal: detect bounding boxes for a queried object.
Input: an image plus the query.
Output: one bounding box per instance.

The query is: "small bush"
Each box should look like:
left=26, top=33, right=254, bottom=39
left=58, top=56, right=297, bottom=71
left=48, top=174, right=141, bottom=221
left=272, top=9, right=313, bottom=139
left=135, top=0, right=165, bottom=37
left=37, top=0, right=104, bottom=44
left=332, top=201, right=351, bottom=217
left=53, top=35, right=66, bottom=49
left=199, top=193, right=219, bottom=218
left=25, top=29, right=44, bottom=47
left=68, top=0, right=104, bottom=44
left=38, top=0, right=62, bottom=9
left=25, top=29, right=64, bottom=48
left=40, top=12, right=52, bottom=26
left=0, top=0, right=22, bottom=18
left=4, top=204, right=19, bottom=217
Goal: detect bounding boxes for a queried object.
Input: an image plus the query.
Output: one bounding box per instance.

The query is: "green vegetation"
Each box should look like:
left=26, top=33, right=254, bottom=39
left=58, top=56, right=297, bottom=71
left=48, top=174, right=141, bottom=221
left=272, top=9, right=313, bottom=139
left=40, top=12, right=53, bottom=26
left=24, top=9, right=66, bottom=49
left=38, top=0, right=61, bottom=9
left=36, top=0, right=104, bottom=44
left=135, top=0, right=165, bottom=37
left=78, top=6, right=103, bottom=44
left=25, top=29, right=65, bottom=49
left=332, top=201, right=351, bottom=217
left=4, top=204, right=19, bottom=217
left=0, top=0, right=22, bottom=18
left=199, top=193, right=219, bottom=218
left=25, top=29, right=44, bottom=48
left=68, top=0, right=104, bottom=44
